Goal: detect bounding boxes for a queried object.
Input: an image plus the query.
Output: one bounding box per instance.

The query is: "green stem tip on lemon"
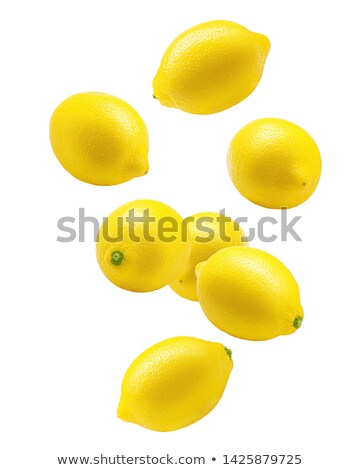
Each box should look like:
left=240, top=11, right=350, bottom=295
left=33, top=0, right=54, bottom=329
left=293, top=316, right=303, bottom=329
left=111, top=251, right=124, bottom=266
left=224, top=347, right=233, bottom=359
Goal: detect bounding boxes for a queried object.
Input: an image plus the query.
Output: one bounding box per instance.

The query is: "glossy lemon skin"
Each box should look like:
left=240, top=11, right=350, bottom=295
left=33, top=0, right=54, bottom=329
left=196, top=247, right=304, bottom=341
left=117, top=337, right=233, bottom=432
left=50, top=92, right=149, bottom=185
left=170, top=212, right=247, bottom=301
left=153, top=20, right=270, bottom=114
left=96, top=200, right=190, bottom=292
left=227, top=118, right=322, bottom=208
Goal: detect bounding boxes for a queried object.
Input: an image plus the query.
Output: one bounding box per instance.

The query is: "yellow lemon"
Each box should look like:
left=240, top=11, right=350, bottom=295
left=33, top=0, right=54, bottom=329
left=153, top=20, right=270, bottom=114
left=96, top=200, right=190, bottom=292
left=196, top=247, right=304, bottom=341
left=117, top=337, right=233, bottom=432
left=170, top=212, right=248, bottom=301
left=50, top=92, right=149, bottom=185
left=227, top=118, right=322, bottom=208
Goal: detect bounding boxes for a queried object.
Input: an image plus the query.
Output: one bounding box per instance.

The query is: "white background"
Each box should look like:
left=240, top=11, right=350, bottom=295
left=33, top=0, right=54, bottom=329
left=1, top=1, right=359, bottom=468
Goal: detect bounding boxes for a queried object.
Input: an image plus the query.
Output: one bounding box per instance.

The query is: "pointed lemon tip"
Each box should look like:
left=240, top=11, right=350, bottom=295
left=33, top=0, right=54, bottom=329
left=133, top=160, right=149, bottom=179
left=117, top=400, right=129, bottom=421
left=195, top=261, right=206, bottom=278
left=140, top=164, right=149, bottom=177
left=253, top=32, right=271, bottom=59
